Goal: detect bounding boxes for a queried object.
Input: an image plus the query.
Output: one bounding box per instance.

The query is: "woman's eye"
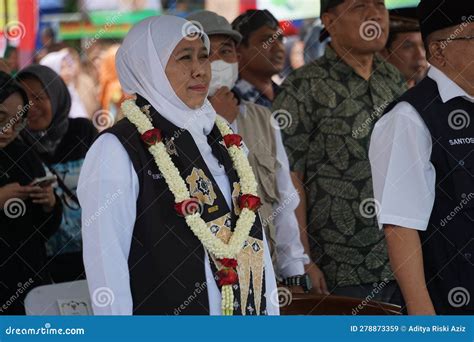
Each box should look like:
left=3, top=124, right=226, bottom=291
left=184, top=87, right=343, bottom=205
left=179, top=55, right=192, bottom=61
left=199, top=54, right=209, bottom=60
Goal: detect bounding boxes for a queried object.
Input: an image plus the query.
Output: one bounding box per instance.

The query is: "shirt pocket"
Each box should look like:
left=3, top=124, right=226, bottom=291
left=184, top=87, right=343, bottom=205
left=248, top=152, right=280, bottom=204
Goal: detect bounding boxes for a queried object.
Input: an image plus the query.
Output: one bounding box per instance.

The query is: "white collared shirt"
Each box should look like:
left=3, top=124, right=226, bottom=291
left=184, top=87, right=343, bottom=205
left=369, top=66, right=474, bottom=231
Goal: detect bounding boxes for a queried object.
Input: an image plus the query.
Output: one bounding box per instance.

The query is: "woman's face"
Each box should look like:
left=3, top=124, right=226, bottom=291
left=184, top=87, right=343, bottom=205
left=165, top=38, right=211, bottom=109
left=0, top=93, right=27, bottom=148
left=19, top=77, right=53, bottom=131
left=60, top=54, right=79, bottom=85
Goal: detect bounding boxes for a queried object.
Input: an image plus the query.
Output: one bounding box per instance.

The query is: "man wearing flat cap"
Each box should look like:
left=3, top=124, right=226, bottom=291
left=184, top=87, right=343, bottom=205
left=370, top=0, right=474, bottom=314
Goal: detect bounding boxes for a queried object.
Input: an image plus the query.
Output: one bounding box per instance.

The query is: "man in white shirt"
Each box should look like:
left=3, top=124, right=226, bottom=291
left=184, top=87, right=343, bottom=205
left=370, top=0, right=474, bottom=315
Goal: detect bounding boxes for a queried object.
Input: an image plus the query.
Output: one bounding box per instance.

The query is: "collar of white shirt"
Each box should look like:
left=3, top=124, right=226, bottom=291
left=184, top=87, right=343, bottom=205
left=428, top=66, right=474, bottom=103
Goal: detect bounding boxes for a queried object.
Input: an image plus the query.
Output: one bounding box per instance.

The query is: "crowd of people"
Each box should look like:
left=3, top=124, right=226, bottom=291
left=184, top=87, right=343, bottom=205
left=0, top=0, right=472, bottom=316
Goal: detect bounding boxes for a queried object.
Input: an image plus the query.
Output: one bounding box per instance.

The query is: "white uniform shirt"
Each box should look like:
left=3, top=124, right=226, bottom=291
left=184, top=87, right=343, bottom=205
left=77, top=133, right=279, bottom=315
left=369, top=66, right=474, bottom=231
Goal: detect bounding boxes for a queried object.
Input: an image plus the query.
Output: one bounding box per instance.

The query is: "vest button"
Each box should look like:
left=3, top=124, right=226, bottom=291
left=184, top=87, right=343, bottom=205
left=464, top=253, right=472, bottom=260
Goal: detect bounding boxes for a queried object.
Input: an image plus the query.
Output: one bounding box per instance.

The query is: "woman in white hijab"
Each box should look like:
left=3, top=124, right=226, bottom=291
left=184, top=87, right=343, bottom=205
left=77, top=15, right=278, bottom=316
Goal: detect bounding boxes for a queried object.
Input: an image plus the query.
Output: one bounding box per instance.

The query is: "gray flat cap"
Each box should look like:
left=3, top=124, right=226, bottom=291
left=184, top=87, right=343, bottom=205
left=187, top=10, right=242, bottom=44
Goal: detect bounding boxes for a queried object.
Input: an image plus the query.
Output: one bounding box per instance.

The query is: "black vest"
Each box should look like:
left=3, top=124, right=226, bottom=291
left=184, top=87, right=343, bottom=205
left=385, top=77, right=474, bottom=314
left=103, top=96, right=267, bottom=315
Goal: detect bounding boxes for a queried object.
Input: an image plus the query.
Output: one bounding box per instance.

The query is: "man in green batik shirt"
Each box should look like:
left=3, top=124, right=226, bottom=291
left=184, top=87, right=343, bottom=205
left=273, top=0, right=408, bottom=303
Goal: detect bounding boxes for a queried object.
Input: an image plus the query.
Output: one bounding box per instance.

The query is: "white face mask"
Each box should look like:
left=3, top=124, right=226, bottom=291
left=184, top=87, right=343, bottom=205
left=208, top=60, right=239, bottom=97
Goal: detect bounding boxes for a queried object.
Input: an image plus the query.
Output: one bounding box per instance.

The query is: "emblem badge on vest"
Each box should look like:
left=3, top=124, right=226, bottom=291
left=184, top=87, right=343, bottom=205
left=186, top=167, right=217, bottom=206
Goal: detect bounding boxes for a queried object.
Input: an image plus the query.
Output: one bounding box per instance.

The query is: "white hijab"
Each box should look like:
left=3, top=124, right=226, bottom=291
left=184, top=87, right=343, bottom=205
left=116, top=15, right=224, bottom=174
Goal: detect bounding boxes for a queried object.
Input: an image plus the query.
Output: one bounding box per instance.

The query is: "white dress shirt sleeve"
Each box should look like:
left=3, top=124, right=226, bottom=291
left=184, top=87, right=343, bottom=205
left=78, top=133, right=138, bottom=315
left=272, top=128, right=310, bottom=278
left=369, top=101, right=436, bottom=231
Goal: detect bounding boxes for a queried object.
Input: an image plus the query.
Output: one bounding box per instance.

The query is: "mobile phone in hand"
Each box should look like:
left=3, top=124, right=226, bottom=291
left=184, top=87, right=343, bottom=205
left=31, top=175, right=57, bottom=188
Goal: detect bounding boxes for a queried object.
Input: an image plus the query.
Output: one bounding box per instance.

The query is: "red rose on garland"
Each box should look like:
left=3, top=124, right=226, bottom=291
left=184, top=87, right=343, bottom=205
left=223, top=134, right=242, bottom=148
left=174, top=198, right=202, bottom=216
left=141, top=128, right=162, bottom=146
left=218, top=258, right=238, bottom=268
left=239, top=194, right=262, bottom=212
left=216, top=268, right=239, bottom=287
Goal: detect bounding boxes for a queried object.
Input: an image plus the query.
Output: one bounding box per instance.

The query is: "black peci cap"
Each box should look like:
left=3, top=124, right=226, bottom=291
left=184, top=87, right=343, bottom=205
left=417, top=0, right=474, bottom=40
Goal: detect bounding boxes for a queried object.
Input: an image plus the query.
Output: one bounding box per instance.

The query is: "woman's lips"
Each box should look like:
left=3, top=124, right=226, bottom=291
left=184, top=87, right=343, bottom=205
left=188, top=84, right=208, bottom=93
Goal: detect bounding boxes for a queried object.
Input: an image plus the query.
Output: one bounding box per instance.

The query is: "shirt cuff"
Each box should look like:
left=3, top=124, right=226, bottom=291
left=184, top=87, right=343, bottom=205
left=378, top=214, right=429, bottom=231
left=278, top=260, right=306, bottom=278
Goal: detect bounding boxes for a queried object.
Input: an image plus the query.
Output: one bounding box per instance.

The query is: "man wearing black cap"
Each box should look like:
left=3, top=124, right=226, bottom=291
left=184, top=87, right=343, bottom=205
left=231, top=10, right=285, bottom=108
left=273, top=0, right=407, bottom=303
left=370, top=1, right=474, bottom=314
left=381, top=9, right=428, bottom=88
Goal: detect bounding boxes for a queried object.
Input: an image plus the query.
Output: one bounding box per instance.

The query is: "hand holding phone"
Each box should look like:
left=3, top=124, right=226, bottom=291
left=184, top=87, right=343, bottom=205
left=30, top=175, right=57, bottom=188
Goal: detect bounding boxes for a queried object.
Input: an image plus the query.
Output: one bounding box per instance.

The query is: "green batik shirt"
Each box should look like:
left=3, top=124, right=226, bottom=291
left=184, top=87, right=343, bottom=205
left=273, top=46, right=407, bottom=288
